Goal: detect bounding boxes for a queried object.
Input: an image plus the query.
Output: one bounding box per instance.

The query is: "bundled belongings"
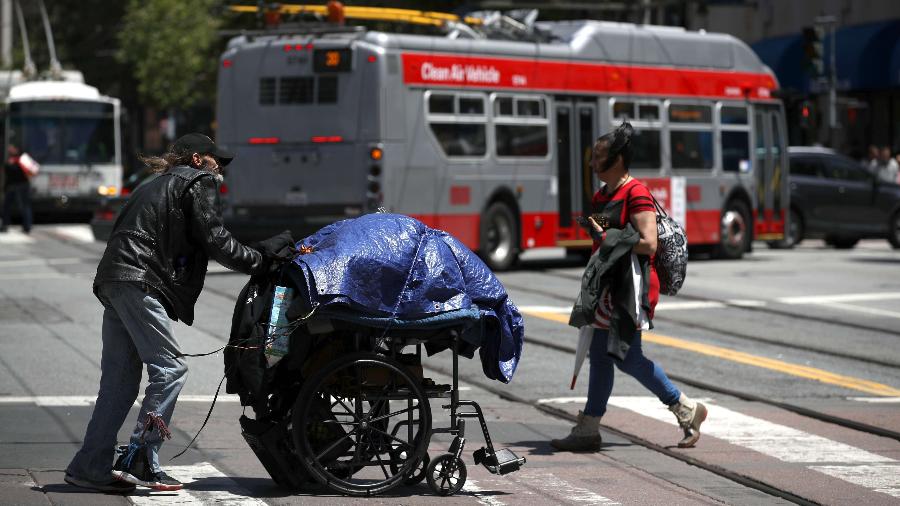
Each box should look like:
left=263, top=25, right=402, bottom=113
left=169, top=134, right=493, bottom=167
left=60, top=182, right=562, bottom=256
left=224, top=213, right=526, bottom=497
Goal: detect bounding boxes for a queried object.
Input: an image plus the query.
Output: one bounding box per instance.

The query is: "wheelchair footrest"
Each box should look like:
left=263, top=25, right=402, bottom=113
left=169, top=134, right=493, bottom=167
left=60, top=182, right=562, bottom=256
left=239, top=415, right=310, bottom=490
left=473, top=447, right=526, bottom=475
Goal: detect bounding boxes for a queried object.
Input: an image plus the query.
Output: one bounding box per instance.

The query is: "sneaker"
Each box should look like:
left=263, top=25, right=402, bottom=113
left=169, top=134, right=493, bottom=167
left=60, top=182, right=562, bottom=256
left=112, top=443, right=183, bottom=491
left=550, top=410, right=602, bottom=452
left=669, top=394, right=708, bottom=448
left=64, top=473, right=136, bottom=493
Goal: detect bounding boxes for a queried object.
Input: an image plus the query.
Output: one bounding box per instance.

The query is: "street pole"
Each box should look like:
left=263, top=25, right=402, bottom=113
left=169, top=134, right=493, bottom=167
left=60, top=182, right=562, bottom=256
left=1, top=0, right=11, bottom=68
left=815, top=15, right=837, bottom=145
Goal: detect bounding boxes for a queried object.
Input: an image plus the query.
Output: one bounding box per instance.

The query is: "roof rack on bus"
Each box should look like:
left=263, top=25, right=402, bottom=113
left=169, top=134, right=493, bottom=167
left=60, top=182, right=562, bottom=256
left=219, top=24, right=364, bottom=39
left=225, top=3, right=556, bottom=42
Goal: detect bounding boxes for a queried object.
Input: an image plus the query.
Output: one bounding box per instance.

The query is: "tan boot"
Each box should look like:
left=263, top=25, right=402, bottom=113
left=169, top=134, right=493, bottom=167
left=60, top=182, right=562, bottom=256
left=550, top=411, right=602, bottom=452
left=668, top=394, right=708, bottom=448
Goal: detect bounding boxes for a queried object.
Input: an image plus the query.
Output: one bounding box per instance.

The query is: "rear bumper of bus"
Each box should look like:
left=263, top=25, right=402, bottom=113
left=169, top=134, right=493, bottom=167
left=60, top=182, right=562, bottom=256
left=224, top=204, right=366, bottom=242
left=31, top=195, right=101, bottom=217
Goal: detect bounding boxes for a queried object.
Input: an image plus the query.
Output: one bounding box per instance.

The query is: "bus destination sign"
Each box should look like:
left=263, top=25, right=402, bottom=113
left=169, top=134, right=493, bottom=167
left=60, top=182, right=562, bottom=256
left=313, top=48, right=352, bottom=72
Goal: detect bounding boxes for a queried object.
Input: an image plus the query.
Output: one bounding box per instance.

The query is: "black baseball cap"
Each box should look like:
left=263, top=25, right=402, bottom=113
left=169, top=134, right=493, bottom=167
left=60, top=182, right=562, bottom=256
left=172, top=133, right=234, bottom=166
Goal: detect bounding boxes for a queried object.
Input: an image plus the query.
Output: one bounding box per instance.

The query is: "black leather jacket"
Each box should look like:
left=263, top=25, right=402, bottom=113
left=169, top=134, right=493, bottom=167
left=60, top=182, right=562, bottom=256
left=94, top=165, right=265, bottom=324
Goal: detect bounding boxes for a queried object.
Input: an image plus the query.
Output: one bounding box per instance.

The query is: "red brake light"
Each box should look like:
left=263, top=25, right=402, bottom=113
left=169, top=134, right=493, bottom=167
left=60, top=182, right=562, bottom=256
left=311, top=135, right=343, bottom=143
left=222, top=59, right=232, bottom=68
left=283, top=44, right=292, bottom=52
left=367, top=55, right=377, bottom=63
left=219, top=183, right=229, bottom=195
left=94, top=209, right=115, bottom=221
left=306, top=43, right=314, bottom=50
left=120, top=187, right=132, bottom=196
left=249, top=137, right=280, bottom=144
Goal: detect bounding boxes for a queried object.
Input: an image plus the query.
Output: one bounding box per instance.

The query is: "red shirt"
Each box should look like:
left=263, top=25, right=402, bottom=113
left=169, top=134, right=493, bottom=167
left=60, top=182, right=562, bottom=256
left=590, top=178, right=659, bottom=325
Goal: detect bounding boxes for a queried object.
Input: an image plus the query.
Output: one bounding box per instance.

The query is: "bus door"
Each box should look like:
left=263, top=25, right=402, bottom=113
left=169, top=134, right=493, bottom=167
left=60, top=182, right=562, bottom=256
left=752, top=104, right=789, bottom=240
left=554, top=99, right=597, bottom=245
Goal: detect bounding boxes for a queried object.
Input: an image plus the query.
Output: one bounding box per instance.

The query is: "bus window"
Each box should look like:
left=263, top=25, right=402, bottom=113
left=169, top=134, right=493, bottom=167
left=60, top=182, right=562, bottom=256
left=259, top=77, right=276, bottom=105
left=669, top=104, right=712, bottom=123
left=669, top=102, right=713, bottom=170
left=493, top=94, right=549, bottom=158
left=722, top=131, right=750, bottom=172
left=631, top=129, right=661, bottom=168
left=611, top=99, right=662, bottom=169
left=459, top=96, right=484, bottom=115
left=721, top=106, right=748, bottom=125
left=428, top=94, right=454, bottom=114
left=719, top=103, right=751, bottom=172
left=495, top=96, right=514, bottom=116
left=516, top=98, right=544, bottom=117
left=425, top=91, right=487, bottom=158
left=430, top=123, right=486, bottom=157
left=280, top=77, right=314, bottom=104
left=612, top=100, right=634, bottom=120
left=638, top=103, right=659, bottom=120
left=317, top=76, right=338, bottom=103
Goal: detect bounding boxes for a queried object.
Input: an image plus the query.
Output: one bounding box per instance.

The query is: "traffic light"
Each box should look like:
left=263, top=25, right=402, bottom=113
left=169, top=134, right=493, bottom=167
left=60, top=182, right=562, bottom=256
left=802, top=26, right=824, bottom=76
left=799, top=100, right=812, bottom=128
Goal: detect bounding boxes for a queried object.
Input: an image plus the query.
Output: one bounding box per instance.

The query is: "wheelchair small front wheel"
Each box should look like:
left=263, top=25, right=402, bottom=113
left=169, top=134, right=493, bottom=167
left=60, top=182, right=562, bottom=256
left=426, top=453, right=466, bottom=496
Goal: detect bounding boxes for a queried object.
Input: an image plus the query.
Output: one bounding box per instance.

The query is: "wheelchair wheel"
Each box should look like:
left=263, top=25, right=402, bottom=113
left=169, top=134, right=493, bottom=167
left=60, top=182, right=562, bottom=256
left=426, top=453, right=467, bottom=496
left=292, top=352, right=431, bottom=496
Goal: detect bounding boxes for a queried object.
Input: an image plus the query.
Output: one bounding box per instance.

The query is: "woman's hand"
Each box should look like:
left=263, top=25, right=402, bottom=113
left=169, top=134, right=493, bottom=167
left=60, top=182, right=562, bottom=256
left=587, top=216, right=605, bottom=242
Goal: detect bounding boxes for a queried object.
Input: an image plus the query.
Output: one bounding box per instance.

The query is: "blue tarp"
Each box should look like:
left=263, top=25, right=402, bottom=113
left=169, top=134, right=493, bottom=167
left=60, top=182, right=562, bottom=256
left=288, top=213, right=524, bottom=383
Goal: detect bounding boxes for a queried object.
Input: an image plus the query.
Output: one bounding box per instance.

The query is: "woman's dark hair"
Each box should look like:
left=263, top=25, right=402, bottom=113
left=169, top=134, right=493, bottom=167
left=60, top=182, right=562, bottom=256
left=596, top=121, right=634, bottom=172
left=139, top=150, right=195, bottom=174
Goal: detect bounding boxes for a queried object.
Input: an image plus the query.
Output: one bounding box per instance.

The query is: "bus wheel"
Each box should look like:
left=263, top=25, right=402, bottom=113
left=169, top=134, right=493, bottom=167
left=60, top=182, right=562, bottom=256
left=716, top=200, right=750, bottom=260
left=480, top=203, right=518, bottom=271
left=767, top=209, right=802, bottom=249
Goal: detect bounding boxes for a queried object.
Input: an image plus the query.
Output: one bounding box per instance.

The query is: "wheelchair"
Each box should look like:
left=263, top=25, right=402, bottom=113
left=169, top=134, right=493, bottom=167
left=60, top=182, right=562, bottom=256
left=237, top=310, right=526, bottom=497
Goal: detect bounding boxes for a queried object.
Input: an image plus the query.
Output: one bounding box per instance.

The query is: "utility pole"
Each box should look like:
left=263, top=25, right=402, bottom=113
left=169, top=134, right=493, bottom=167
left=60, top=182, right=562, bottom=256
left=1, top=0, right=11, bottom=68
left=815, top=15, right=837, bottom=145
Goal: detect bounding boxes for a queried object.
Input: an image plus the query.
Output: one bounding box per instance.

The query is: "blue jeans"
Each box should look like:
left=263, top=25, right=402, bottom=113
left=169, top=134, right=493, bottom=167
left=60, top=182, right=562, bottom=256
left=584, top=329, right=680, bottom=417
left=2, top=183, right=33, bottom=232
left=67, top=282, right=188, bottom=481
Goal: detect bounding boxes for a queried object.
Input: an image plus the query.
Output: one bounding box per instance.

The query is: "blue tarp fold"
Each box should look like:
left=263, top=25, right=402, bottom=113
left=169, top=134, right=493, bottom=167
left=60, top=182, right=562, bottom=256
left=289, top=213, right=524, bottom=383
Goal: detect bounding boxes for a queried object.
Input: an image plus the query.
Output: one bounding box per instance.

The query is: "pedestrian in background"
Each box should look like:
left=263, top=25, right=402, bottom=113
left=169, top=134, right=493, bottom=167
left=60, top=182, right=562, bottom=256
left=877, top=146, right=899, bottom=184
left=65, top=133, right=294, bottom=493
left=1, top=144, right=36, bottom=234
left=551, top=122, right=707, bottom=452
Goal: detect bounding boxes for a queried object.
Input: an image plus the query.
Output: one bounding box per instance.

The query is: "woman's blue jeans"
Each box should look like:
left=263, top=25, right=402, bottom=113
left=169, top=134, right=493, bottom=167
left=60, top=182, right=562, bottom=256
left=584, top=329, right=680, bottom=417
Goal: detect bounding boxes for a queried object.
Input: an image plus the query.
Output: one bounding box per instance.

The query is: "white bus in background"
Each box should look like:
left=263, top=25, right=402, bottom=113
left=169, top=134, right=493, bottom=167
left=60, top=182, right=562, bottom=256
left=4, top=78, right=122, bottom=217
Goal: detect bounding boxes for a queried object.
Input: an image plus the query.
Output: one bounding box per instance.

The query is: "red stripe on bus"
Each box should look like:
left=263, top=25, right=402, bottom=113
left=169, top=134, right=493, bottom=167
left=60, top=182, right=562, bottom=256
left=401, top=52, right=776, bottom=100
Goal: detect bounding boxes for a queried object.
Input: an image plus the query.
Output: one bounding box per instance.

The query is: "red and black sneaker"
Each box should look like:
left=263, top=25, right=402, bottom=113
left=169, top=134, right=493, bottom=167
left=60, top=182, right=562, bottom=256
left=112, top=444, right=183, bottom=491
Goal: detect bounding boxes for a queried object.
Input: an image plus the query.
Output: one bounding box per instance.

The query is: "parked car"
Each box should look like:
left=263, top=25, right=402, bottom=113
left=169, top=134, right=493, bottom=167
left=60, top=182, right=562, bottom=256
left=770, top=146, right=900, bottom=249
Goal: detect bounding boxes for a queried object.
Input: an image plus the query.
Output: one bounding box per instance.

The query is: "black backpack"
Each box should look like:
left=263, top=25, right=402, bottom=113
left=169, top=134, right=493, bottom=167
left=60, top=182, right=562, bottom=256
left=650, top=195, right=688, bottom=295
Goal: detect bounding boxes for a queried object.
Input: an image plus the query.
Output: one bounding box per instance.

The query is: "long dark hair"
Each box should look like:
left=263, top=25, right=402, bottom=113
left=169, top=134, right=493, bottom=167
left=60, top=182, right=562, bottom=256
left=596, top=121, right=634, bottom=172
left=139, top=151, right=195, bottom=174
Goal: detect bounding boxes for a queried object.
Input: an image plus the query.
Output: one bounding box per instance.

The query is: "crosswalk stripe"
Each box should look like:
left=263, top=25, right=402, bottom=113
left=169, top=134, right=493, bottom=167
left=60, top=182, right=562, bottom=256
left=0, top=395, right=242, bottom=406
left=0, top=229, right=35, bottom=244
left=525, top=473, right=620, bottom=504
left=127, top=462, right=266, bottom=505
left=606, top=396, right=900, bottom=498
left=50, top=225, right=96, bottom=243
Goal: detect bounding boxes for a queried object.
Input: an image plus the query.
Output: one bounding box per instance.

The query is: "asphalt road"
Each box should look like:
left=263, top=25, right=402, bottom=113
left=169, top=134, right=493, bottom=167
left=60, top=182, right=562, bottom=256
left=1, top=225, right=898, bottom=505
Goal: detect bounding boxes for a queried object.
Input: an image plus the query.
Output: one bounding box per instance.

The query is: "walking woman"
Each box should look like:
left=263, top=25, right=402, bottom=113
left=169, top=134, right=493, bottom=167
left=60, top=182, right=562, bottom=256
left=551, top=122, right=707, bottom=451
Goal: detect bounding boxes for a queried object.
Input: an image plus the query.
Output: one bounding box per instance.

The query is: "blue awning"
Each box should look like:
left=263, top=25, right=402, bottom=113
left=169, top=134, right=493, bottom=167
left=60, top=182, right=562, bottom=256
left=752, top=19, right=900, bottom=93
left=751, top=33, right=806, bottom=91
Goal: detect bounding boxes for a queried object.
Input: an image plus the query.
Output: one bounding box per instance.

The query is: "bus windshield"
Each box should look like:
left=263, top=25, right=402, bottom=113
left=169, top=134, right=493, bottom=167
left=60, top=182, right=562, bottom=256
left=7, top=100, right=115, bottom=165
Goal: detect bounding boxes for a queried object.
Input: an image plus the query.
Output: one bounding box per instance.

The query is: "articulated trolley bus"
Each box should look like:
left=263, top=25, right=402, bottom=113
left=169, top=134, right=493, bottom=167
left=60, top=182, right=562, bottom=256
left=5, top=79, right=123, bottom=217
left=217, top=16, right=788, bottom=268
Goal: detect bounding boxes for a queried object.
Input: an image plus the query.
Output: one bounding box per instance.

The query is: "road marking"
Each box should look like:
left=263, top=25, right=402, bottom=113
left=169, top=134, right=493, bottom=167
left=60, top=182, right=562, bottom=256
left=536, top=396, right=588, bottom=404
left=50, top=225, right=95, bottom=243
left=607, top=396, right=900, bottom=498
left=0, top=230, right=35, bottom=244
left=526, top=473, right=620, bottom=504
left=0, top=257, right=84, bottom=268
left=822, top=301, right=900, bottom=320
left=808, top=464, right=900, bottom=498
left=777, top=292, right=900, bottom=304
left=521, top=309, right=900, bottom=397
left=0, top=395, right=242, bottom=406
left=0, top=272, right=75, bottom=280
left=848, top=396, right=900, bottom=403
left=464, top=478, right=507, bottom=506
left=518, top=305, right=571, bottom=313
left=127, top=462, right=266, bottom=505
left=725, top=298, right=767, bottom=307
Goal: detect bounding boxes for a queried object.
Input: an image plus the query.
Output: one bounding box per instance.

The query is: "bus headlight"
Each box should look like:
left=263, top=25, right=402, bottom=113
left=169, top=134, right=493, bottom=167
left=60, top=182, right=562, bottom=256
left=97, top=185, right=119, bottom=196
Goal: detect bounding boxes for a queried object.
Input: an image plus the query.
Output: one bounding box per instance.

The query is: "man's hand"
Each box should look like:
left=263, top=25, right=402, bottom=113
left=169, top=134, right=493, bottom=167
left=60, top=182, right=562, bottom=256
left=253, top=230, right=297, bottom=263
